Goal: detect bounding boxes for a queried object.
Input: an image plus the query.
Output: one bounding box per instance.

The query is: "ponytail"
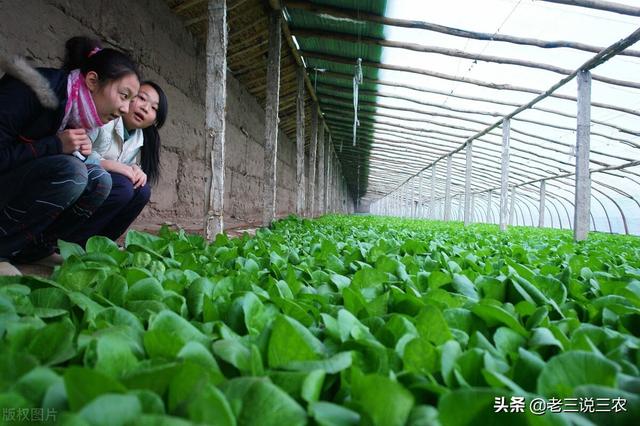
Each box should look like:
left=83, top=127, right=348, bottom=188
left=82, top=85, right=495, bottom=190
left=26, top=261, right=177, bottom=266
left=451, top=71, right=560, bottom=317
left=63, top=36, right=140, bottom=83
left=139, top=81, right=168, bottom=187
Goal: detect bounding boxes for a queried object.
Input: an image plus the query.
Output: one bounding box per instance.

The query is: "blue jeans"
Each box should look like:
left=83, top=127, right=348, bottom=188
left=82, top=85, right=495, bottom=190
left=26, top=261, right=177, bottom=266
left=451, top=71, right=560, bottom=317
left=0, top=155, right=112, bottom=261
left=69, top=171, right=151, bottom=247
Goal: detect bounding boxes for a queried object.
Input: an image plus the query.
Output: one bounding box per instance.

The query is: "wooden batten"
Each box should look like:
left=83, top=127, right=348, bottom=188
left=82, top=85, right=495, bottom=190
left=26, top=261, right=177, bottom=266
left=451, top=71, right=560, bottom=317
left=204, top=0, right=227, bottom=240
left=263, top=10, right=282, bottom=226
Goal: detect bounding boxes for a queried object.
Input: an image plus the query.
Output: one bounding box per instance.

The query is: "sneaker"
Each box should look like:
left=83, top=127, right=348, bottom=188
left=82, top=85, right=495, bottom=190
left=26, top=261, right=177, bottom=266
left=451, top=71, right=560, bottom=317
left=0, top=261, right=22, bottom=276
left=31, top=253, right=64, bottom=268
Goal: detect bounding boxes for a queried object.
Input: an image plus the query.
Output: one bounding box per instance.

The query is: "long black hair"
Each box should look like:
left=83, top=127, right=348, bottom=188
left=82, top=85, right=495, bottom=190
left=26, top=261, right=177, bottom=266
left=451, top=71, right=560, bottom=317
left=139, top=81, right=167, bottom=186
left=63, top=36, right=140, bottom=83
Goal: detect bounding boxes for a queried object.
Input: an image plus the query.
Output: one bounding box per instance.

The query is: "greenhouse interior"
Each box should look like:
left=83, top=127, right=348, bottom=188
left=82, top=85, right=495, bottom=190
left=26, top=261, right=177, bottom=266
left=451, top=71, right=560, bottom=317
left=0, top=0, right=639, bottom=425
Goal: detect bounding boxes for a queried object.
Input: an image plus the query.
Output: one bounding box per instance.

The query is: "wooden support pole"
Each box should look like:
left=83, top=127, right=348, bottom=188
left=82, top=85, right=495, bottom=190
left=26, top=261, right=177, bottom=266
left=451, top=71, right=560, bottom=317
left=464, top=142, right=473, bottom=226
left=500, top=119, right=511, bottom=231
left=317, top=122, right=326, bottom=216
left=575, top=70, right=592, bottom=241
left=308, top=103, right=319, bottom=217
left=293, top=28, right=640, bottom=89
left=541, top=0, right=640, bottom=17
left=444, top=154, right=452, bottom=221
left=204, top=0, right=227, bottom=240
left=262, top=10, right=281, bottom=226
left=324, top=139, right=331, bottom=213
left=539, top=180, right=546, bottom=228
left=295, top=67, right=305, bottom=216
left=285, top=0, right=640, bottom=57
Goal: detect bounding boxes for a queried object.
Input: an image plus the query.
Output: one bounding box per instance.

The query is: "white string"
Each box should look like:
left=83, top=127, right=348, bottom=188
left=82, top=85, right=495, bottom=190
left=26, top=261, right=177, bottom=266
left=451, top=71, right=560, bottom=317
left=353, top=57, right=363, bottom=146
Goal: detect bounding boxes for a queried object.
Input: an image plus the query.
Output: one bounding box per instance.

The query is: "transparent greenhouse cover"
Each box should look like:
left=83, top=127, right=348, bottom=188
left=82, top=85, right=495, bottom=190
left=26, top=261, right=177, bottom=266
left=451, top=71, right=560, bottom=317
left=356, top=0, right=640, bottom=234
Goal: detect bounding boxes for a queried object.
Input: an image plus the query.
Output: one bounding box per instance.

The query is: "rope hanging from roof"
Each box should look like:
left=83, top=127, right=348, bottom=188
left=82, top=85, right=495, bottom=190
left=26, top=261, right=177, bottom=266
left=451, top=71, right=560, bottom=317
left=352, top=57, right=362, bottom=146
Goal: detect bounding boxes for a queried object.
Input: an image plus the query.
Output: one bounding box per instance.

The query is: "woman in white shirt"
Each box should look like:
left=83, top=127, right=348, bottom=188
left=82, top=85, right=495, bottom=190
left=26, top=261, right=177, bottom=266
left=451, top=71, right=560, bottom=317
left=70, top=81, right=167, bottom=246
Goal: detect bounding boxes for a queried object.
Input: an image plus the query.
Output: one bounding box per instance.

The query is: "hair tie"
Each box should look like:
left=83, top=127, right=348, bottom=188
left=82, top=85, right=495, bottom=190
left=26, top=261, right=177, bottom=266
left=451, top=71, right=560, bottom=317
left=87, top=47, right=102, bottom=58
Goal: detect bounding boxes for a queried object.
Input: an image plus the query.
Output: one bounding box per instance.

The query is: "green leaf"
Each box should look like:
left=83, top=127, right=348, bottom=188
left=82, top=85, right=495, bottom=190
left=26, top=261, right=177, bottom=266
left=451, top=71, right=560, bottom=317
left=186, top=277, right=214, bottom=319
left=212, top=339, right=251, bottom=372
left=177, top=341, right=223, bottom=384
left=121, top=361, right=181, bottom=396
left=14, top=367, right=61, bottom=406
left=97, top=274, right=128, bottom=307
left=78, top=393, right=142, bottom=426
left=58, top=239, right=85, bottom=259
left=27, top=317, right=76, bottom=365
left=403, top=337, right=437, bottom=374
left=351, top=268, right=386, bottom=289
left=188, top=384, right=236, bottom=426
left=92, top=333, right=139, bottom=378
left=86, top=236, right=121, bottom=254
left=223, top=377, right=306, bottom=426
left=415, top=305, right=453, bottom=345
left=471, top=300, right=528, bottom=337
left=329, top=273, right=351, bottom=290
left=451, top=273, right=480, bottom=301
left=268, top=315, right=326, bottom=368
left=301, top=369, right=325, bottom=403
left=127, top=277, right=164, bottom=302
left=428, top=270, right=452, bottom=289
left=144, top=310, right=209, bottom=359
left=493, top=327, right=526, bottom=359
left=283, top=351, right=354, bottom=374
left=309, top=401, right=360, bottom=426
left=532, top=275, right=567, bottom=306
left=438, top=388, right=513, bottom=426
left=537, top=351, right=619, bottom=397
left=351, top=374, right=414, bottom=426
left=64, top=367, right=127, bottom=411
left=168, top=361, right=213, bottom=415
left=529, top=327, right=564, bottom=350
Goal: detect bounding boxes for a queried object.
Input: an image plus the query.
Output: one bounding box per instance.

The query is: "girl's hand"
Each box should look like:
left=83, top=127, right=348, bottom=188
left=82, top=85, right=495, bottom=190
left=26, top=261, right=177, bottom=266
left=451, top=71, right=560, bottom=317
left=58, top=129, right=92, bottom=156
left=100, top=160, right=135, bottom=181
left=131, top=165, right=147, bottom=189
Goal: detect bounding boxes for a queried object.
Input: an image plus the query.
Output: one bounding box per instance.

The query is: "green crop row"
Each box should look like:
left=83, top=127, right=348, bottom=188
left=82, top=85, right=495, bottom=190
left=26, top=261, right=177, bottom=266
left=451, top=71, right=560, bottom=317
left=0, top=216, right=638, bottom=425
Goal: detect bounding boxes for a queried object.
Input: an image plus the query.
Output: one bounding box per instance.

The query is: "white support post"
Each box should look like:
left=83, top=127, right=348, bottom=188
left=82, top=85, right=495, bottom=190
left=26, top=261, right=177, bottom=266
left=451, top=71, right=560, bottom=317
left=262, top=10, right=281, bottom=226
left=486, top=190, right=492, bottom=223
left=464, top=142, right=473, bottom=226
left=444, top=154, right=452, bottom=221
left=204, top=0, right=227, bottom=240
left=575, top=70, right=591, bottom=241
left=295, top=67, right=305, bottom=217
left=417, top=171, right=423, bottom=218
left=411, top=178, right=416, bottom=218
left=539, top=180, right=546, bottom=228
left=500, top=119, right=511, bottom=231
left=430, top=163, right=436, bottom=219
left=509, top=186, right=516, bottom=226
left=471, top=193, right=476, bottom=223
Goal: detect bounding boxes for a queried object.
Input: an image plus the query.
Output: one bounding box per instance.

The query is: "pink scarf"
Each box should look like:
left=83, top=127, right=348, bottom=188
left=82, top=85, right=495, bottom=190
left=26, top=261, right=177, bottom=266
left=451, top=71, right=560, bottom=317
left=57, top=69, right=104, bottom=131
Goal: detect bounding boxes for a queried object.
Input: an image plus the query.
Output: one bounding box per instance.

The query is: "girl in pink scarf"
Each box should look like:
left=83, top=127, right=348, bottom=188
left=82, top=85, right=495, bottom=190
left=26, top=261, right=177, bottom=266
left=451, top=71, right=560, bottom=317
left=0, top=36, right=140, bottom=275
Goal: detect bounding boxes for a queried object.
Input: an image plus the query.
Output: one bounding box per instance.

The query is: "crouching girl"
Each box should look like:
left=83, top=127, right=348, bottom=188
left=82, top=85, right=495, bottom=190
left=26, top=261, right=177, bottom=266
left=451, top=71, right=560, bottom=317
left=70, top=81, right=167, bottom=246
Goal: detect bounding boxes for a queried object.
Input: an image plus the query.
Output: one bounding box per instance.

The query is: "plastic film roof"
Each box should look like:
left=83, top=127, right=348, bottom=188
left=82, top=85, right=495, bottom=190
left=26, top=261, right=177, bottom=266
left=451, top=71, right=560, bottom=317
left=284, top=0, right=640, bottom=234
